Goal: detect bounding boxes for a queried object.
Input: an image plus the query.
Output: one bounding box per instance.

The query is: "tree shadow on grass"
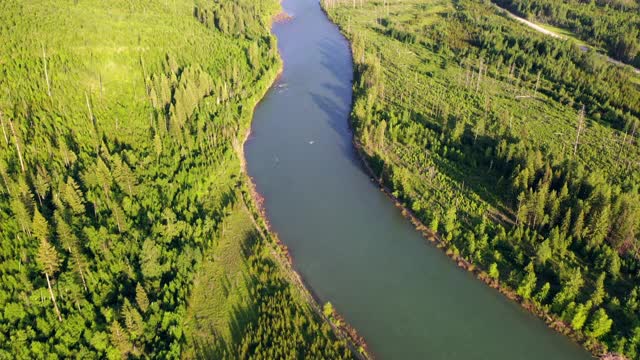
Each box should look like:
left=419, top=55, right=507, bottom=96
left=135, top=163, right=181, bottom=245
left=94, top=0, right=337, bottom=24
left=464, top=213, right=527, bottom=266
left=191, top=228, right=261, bottom=359
left=191, top=326, right=229, bottom=359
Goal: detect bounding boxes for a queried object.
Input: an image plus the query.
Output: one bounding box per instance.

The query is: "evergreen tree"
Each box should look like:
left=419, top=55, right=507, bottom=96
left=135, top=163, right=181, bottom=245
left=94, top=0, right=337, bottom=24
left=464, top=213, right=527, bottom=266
left=36, top=236, right=62, bottom=322
left=570, top=302, right=591, bottom=331
left=585, top=309, right=613, bottom=339
left=590, top=273, right=606, bottom=306
left=489, top=263, right=500, bottom=280
left=109, top=321, right=133, bottom=357
left=136, top=283, right=149, bottom=313
left=536, top=239, right=552, bottom=265
left=517, top=262, right=537, bottom=300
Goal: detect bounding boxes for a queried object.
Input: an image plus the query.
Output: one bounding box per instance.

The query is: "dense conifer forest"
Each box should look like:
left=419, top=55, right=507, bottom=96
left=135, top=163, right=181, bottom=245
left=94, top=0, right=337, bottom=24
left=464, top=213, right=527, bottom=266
left=325, top=0, right=640, bottom=357
left=0, top=0, right=352, bottom=358
left=4, top=0, right=639, bottom=357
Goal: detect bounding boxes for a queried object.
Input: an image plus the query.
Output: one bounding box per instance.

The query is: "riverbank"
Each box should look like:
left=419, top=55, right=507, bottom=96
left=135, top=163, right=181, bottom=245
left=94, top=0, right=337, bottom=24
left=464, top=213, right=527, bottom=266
left=237, top=9, right=371, bottom=360
left=321, top=2, right=622, bottom=359
left=352, top=140, right=617, bottom=360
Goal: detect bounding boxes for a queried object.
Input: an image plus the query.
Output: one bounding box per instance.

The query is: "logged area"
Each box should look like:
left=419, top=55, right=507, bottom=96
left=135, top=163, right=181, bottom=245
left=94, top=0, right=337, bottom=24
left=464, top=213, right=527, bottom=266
left=325, top=0, right=640, bottom=357
left=0, top=0, right=351, bottom=358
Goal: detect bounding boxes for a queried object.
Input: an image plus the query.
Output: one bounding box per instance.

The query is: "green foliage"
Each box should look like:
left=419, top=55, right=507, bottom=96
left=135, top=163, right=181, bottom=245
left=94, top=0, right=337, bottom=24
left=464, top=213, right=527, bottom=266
left=517, top=262, right=537, bottom=300
left=586, top=308, right=613, bottom=339
left=324, top=302, right=335, bottom=318
left=237, top=248, right=351, bottom=359
left=534, top=282, right=551, bottom=303
left=327, top=0, right=640, bottom=356
left=569, top=302, right=592, bottom=331
left=494, top=0, right=640, bottom=66
left=0, top=0, right=348, bottom=358
left=135, top=283, right=149, bottom=314
left=489, top=263, right=500, bottom=280
left=37, top=237, right=60, bottom=277
left=535, top=240, right=552, bottom=265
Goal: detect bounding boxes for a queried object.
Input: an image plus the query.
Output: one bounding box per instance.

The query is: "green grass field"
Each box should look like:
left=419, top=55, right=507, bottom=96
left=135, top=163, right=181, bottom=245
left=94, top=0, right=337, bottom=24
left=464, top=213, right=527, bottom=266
left=183, top=204, right=258, bottom=358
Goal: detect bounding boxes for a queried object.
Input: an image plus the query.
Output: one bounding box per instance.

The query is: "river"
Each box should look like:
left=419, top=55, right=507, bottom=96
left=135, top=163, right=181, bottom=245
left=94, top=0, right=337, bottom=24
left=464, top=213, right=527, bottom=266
left=244, top=0, right=593, bottom=358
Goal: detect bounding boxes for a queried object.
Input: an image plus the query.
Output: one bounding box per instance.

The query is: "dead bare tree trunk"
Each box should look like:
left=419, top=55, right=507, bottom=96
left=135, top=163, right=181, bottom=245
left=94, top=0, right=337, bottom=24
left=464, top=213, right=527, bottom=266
left=0, top=172, right=10, bottom=195
left=85, top=92, right=95, bottom=126
left=8, top=118, right=25, bottom=173
left=465, top=65, right=471, bottom=88
left=45, top=272, right=62, bottom=322
left=573, top=104, right=585, bottom=156
left=620, top=121, right=638, bottom=164
left=475, top=59, right=483, bottom=93
left=69, top=249, right=88, bottom=292
left=42, top=45, right=52, bottom=98
left=0, top=111, right=9, bottom=146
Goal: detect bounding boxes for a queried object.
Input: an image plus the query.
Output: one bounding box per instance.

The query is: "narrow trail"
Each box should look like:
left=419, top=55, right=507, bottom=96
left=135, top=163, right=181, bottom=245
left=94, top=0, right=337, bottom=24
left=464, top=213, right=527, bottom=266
left=504, top=11, right=563, bottom=39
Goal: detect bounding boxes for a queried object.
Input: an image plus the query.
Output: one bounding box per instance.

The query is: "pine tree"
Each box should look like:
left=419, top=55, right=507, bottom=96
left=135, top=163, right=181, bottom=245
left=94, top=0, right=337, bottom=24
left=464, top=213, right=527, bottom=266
left=32, top=209, right=49, bottom=244
left=489, top=263, right=500, bottom=280
left=113, top=156, right=137, bottom=197
left=591, top=272, right=606, bottom=306
left=572, top=208, right=585, bottom=240
left=33, top=166, right=50, bottom=206
left=10, top=197, right=32, bottom=235
left=536, top=239, right=552, bottom=265
left=374, top=120, right=387, bottom=151
left=63, top=178, right=85, bottom=215
left=534, top=282, right=551, bottom=303
left=109, top=199, right=128, bottom=233
left=56, top=212, right=87, bottom=291
left=609, top=194, right=640, bottom=249
left=444, top=206, right=458, bottom=238
left=552, top=268, right=584, bottom=311
left=36, top=236, right=62, bottom=322
left=587, top=205, right=610, bottom=249
left=472, top=117, right=485, bottom=144
left=560, top=208, right=572, bottom=235
left=516, top=192, right=528, bottom=226
left=135, top=283, right=149, bottom=313
left=123, top=299, right=144, bottom=341
left=585, top=308, right=612, bottom=339
left=570, top=301, right=591, bottom=331
left=110, top=320, right=133, bottom=357
left=0, top=159, right=10, bottom=195
left=573, top=105, right=585, bottom=155
left=517, top=262, right=537, bottom=300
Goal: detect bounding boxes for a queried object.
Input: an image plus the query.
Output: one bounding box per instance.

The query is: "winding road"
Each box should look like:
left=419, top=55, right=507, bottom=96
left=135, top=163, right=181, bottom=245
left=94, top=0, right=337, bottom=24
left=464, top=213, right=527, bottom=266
left=496, top=5, right=640, bottom=74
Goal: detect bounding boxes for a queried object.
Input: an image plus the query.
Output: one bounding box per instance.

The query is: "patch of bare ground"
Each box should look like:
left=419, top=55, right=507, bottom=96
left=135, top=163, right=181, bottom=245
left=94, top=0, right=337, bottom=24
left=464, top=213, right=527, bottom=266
left=273, top=12, right=293, bottom=23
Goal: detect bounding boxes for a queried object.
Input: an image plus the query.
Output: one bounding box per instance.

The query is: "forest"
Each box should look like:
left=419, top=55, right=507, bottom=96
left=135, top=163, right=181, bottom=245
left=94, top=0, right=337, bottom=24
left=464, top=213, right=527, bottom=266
left=0, top=0, right=352, bottom=358
left=325, top=0, right=640, bottom=358
left=492, top=0, right=640, bottom=67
